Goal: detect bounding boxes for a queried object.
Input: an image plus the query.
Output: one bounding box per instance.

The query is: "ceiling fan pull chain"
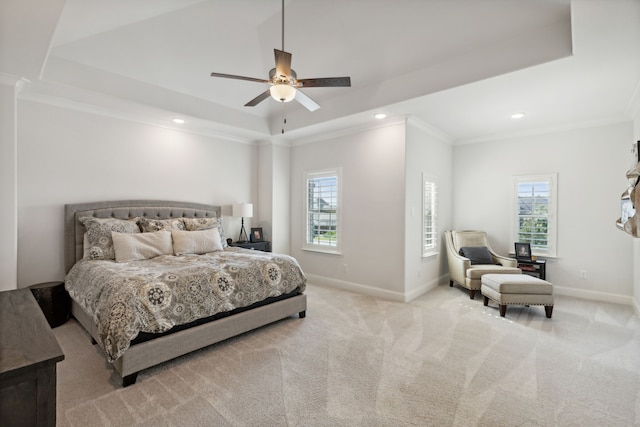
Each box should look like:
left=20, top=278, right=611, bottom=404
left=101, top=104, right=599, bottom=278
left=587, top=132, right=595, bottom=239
left=281, top=103, right=287, bottom=134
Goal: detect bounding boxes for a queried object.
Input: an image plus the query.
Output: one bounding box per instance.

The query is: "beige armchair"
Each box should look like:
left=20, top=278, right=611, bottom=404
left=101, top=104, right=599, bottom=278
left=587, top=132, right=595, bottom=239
left=444, top=230, right=521, bottom=299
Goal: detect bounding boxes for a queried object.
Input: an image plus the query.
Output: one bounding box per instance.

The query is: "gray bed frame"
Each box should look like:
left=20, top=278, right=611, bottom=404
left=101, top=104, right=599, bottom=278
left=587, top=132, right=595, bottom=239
left=64, top=200, right=306, bottom=387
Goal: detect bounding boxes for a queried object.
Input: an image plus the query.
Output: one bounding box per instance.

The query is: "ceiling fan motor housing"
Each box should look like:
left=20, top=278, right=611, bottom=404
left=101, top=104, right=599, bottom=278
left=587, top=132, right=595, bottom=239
left=269, top=68, right=297, bottom=85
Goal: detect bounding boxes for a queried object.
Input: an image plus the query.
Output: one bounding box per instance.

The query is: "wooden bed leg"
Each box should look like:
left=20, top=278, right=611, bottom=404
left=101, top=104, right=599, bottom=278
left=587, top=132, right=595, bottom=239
left=90, top=337, right=97, bottom=345
left=122, top=373, right=138, bottom=387
left=299, top=310, right=306, bottom=318
left=449, top=280, right=453, bottom=287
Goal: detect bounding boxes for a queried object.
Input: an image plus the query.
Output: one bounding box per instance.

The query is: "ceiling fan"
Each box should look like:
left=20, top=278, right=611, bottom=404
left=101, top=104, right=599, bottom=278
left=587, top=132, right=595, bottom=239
left=210, top=0, right=351, bottom=112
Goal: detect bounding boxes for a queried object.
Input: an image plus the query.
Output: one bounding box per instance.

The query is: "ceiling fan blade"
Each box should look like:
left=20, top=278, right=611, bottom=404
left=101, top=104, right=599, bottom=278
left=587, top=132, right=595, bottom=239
left=297, top=77, right=351, bottom=87
left=295, top=90, right=320, bottom=112
left=244, top=90, right=272, bottom=107
left=210, top=72, right=269, bottom=84
left=274, top=49, right=292, bottom=78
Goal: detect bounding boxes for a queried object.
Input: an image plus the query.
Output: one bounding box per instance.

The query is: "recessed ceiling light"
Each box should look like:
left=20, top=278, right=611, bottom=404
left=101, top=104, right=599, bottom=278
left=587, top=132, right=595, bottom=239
left=172, top=118, right=185, bottom=124
left=510, top=112, right=526, bottom=119
left=374, top=113, right=386, bottom=119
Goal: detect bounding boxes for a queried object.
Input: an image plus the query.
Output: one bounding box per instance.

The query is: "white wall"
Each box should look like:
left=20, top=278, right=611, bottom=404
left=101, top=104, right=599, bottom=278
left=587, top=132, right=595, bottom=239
left=290, top=123, right=407, bottom=300
left=453, top=122, right=634, bottom=303
left=273, top=143, right=291, bottom=254
left=257, top=142, right=291, bottom=254
left=16, top=100, right=257, bottom=287
left=0, top=76, right=21, bottom=291
left=13, top=97, right=639, bottom=308
left=404, top=119, right=453, bottom=300
left=258, top=143, right=274, bottom=247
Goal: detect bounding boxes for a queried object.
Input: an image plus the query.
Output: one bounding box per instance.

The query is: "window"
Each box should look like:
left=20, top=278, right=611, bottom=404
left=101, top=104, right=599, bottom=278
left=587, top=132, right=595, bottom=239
left=423, top=176, right=438, bottom=256
left=513, top=174, right=557, bottom=257
left=305, top=169, right=341, bottom=253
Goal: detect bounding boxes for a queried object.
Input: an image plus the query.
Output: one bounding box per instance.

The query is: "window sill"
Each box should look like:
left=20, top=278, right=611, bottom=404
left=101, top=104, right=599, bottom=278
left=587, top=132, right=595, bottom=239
left=302, top=247, right=342, bottom=256
left=422, top=251, right=439, bottom=259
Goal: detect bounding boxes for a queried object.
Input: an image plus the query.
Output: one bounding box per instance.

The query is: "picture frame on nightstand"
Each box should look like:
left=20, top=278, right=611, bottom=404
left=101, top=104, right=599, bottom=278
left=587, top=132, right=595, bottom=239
left=250, top=228, right=263, bottom=242
left=515, top=242, right=532, bottom=261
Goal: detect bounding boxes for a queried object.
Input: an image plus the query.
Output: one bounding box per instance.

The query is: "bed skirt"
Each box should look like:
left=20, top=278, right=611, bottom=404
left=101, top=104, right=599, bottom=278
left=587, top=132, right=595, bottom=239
left=71, top=293, right=307, bottom=386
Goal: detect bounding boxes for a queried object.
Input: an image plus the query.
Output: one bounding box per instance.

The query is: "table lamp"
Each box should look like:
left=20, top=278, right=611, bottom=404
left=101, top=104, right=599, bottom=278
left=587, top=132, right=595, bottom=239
left=233, top=203, right=253, bottom=243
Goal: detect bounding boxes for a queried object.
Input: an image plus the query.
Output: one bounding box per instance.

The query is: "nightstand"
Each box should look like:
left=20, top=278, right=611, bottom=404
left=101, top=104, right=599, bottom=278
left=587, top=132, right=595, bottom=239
left=517, top=259, right=546, bottom=280
left=29, top=281, right=70, bottom=328
left=230, top=241, right=271, bottom=252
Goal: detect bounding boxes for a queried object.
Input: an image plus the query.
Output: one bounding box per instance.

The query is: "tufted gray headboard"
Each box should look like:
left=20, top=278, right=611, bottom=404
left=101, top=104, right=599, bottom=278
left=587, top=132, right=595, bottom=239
left=64, top=200, right=222, bottom=273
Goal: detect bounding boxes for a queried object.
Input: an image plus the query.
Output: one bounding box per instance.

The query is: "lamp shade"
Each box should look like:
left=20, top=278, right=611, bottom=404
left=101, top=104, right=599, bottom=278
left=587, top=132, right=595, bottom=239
left=233, top=203, right=253, bottom=218
left=270, top=84, right=296, bottom=102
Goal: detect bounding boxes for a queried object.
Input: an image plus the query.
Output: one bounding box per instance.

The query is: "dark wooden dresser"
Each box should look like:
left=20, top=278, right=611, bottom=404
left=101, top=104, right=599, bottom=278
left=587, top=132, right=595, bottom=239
left=0, top=288, right=65, bottom=426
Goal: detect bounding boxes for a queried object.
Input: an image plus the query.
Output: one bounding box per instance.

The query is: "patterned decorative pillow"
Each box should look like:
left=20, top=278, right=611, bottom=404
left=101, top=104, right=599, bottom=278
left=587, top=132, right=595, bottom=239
left=139, top=217, right=185, bottom=232
left=183, top=217, right=217, bottom=230
left=183, top=217, right=228, bottom=248
left=80, top=217, right=140, bottom=260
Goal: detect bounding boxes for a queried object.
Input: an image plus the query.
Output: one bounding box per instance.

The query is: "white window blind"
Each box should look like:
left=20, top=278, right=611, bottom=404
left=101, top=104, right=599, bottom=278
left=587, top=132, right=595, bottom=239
left=305, top=169, right=340, bottom=252
left=423, top=177, right=438, bottom=256
left=513, top=174, right=557, bottom=257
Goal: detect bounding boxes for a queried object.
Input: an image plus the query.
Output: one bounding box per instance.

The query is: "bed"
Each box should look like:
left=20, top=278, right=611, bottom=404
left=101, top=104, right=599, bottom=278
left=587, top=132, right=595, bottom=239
left=63, top=200, right=307, bottom=387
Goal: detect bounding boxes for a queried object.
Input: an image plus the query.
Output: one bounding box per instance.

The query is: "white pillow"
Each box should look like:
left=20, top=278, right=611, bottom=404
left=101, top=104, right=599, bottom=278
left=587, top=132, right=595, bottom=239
left=172, top=228, right=223, bottom=255
left=112, top=230, right=173, bottom=262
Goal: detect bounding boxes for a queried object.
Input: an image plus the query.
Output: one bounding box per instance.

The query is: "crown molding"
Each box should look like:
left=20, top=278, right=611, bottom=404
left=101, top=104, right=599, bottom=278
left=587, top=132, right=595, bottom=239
left=455, top=115, right=632, bottom=145
left=406, top=115, right=454, bottom=145
left=0, top=73, right=30, bottom=91
left=287, top=118, right=407, bottom=147
left=20, top=88, right=262, bottom=145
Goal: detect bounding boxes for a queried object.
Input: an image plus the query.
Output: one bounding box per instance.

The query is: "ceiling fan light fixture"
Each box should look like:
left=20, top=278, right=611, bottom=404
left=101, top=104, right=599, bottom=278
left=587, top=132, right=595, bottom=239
left=270, top=84, right=296, bottom=102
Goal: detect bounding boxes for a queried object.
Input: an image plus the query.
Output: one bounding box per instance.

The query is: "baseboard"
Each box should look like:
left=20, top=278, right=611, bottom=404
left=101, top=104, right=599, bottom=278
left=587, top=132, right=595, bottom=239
left=305, top=274, right=638, bottom=309
left=553, top=285, right=634, bottom=306
left=404, top=274, right=450, bottom=302
left=305, top=274, right=406, bottom=302
left=305, top=274, right=449, bottom=302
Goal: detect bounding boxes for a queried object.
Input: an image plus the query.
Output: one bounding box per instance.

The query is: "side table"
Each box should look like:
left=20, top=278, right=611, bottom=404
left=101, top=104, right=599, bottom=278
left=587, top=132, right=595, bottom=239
left=230, top=241, right=272, bottom=252
left=29, top=281, right=70, bottom=328
left=516, top=259, right=546, bottom=280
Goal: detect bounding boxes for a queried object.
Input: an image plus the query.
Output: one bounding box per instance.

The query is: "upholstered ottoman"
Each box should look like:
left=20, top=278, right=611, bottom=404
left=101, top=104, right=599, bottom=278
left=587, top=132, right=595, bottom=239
left=481, top=274, right=554, bottom=318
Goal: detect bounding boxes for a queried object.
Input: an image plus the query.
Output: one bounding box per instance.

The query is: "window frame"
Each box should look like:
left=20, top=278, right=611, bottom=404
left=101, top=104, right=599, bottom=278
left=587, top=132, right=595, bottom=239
left=511, top=173, right=558, bottom=258
left=422, top=174, right=438, bottom=258
left=303, top=168, right=342, bottom=254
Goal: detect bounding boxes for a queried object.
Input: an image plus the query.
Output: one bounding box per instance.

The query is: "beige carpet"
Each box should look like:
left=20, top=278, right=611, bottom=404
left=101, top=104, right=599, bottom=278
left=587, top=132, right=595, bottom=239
left=53, top=283, right=640, bottom=426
